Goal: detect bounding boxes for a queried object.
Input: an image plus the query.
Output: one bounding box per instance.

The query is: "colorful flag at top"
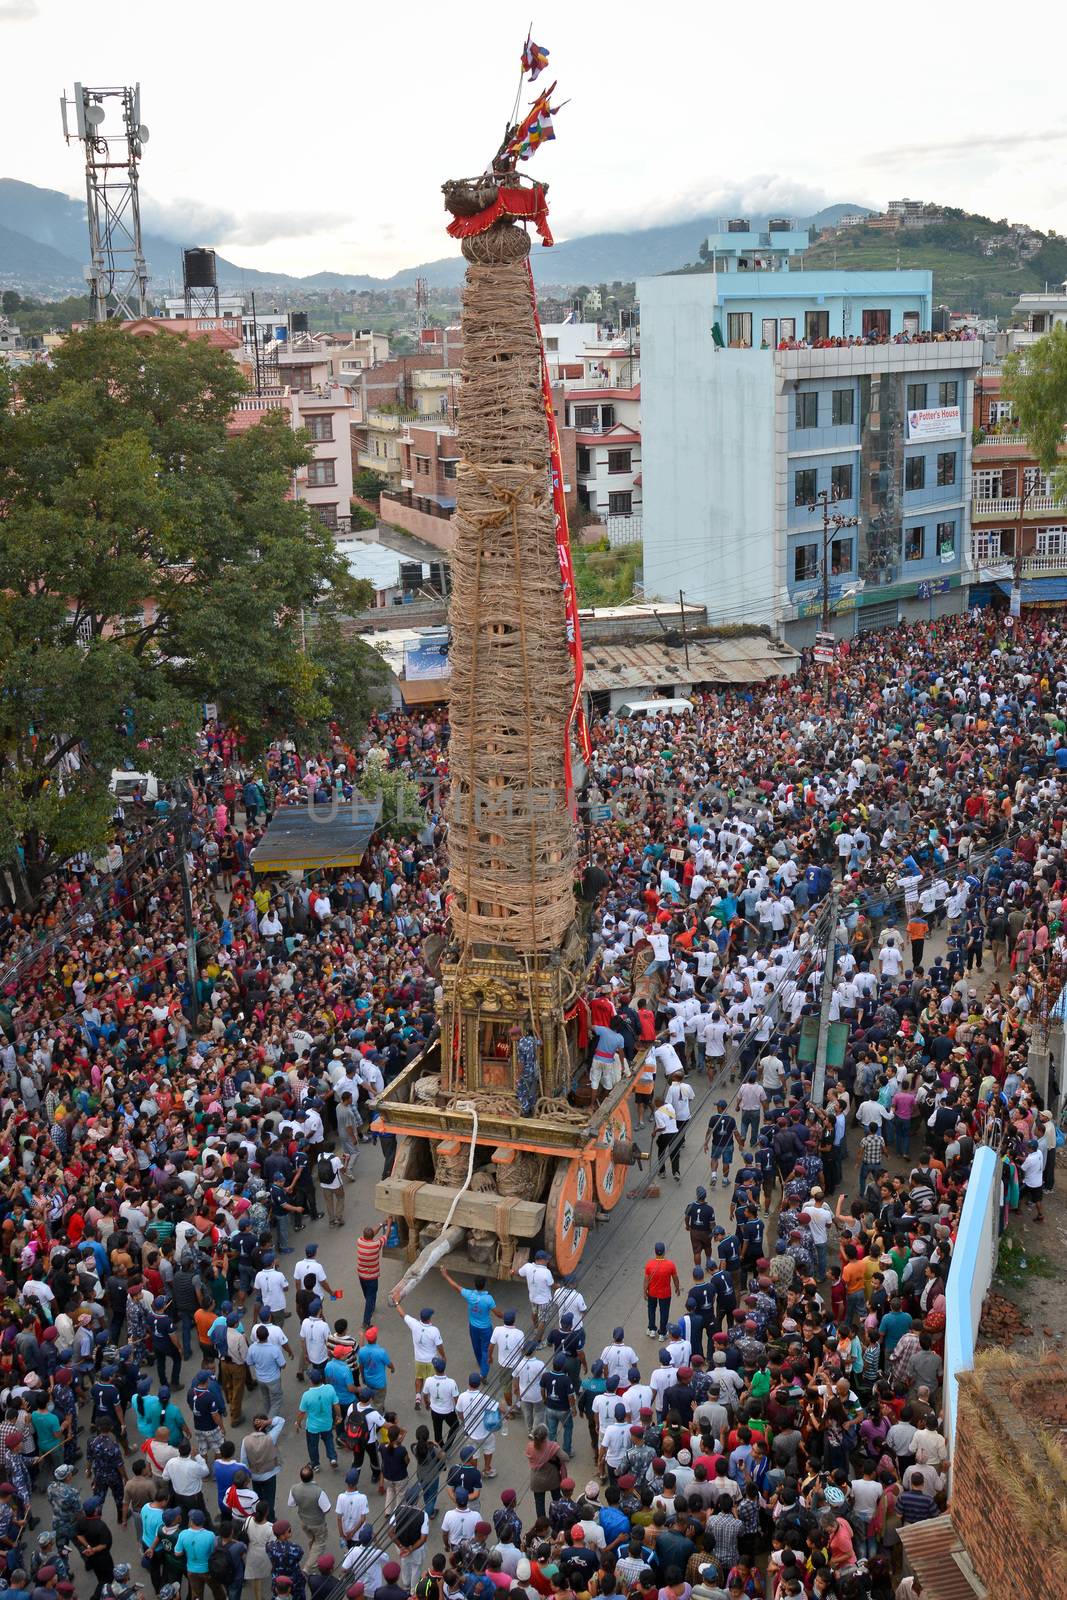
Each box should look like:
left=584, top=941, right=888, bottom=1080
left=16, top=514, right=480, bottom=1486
left=521, top=34, right=550, bottom=80
left=507, top=92, right=557, bottom=161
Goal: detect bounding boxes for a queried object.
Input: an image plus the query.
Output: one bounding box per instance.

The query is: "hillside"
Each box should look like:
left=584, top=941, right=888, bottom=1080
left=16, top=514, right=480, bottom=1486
left=799, top=208, right=1067, bottom=319
left=0, top=177, right=869, bottom=298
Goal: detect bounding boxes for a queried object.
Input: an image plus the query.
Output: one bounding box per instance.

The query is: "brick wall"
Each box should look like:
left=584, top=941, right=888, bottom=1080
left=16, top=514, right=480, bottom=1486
left=952, top=1357, right=1067, bottom=1594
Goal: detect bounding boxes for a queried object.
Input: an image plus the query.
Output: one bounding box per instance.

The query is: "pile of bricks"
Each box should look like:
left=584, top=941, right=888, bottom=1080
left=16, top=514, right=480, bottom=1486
left=977, top=1290, right=1032, bottom=1345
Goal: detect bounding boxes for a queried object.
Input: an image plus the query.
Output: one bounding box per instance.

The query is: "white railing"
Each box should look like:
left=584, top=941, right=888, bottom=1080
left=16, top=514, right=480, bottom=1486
left=968, top=547, right=1067, bottom=576
left=974, top=434, right=1026, bottom=449
left=973, top=494, right=1067, bottom=517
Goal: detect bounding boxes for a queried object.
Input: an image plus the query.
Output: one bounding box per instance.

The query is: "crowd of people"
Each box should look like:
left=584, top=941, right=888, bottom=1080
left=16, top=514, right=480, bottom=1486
left=0, top=608, right=1059, bottom=1600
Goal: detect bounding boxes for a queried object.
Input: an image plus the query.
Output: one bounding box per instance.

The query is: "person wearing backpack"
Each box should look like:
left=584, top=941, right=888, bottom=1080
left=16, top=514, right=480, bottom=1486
left=317, top=1144, right=345, bottom=1227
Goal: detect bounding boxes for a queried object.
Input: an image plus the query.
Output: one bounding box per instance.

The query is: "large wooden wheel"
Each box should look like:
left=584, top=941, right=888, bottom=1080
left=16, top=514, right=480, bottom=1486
left=547, top=1156, right=590, bottom=1276
left=594, top=1099, right=632, bottom=1211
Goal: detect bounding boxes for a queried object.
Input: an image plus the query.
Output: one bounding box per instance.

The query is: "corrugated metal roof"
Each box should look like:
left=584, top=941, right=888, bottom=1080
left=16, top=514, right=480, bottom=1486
left=582, top=636, right=799, bottom=692
left=898, top=1513, right=987, bottom=1600
left=251, top=798, right=383, bottom=873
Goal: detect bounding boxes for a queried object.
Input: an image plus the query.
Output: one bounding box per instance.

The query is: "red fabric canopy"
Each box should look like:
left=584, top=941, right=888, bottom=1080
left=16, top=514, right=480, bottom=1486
left=446, top=183, right=554, bottom=247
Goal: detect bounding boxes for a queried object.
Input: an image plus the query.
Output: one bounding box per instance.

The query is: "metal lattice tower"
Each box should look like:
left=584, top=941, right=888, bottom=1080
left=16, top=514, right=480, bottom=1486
left=60, top=83, right=150, bottom=322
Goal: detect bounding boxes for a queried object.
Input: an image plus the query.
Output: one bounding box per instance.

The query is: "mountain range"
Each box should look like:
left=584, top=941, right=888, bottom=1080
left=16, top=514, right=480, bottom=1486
left=0, top=178, right=868, bottom=297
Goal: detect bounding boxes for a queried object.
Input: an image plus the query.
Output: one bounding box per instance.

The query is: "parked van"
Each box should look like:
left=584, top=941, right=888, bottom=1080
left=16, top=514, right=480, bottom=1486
left=109, top=769, right=159, bottom=804
left=616, top=698, right=694, bottom=720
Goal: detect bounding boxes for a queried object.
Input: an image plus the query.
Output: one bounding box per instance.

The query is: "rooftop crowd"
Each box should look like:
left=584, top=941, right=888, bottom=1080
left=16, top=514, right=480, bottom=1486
left=0, top=607, right=1061, bottom=1600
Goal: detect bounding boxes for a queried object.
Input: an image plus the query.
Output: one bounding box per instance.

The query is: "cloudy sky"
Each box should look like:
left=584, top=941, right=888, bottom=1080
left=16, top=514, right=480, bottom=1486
left=4, top=0, right=1067, bottom=278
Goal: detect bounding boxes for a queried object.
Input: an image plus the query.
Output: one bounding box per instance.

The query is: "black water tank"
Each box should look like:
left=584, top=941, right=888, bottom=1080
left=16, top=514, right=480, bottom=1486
left=727, top=218, right=750, bottom=233
left=289, top=310, right=309, bottom=334
left=768, top=218, right=790, bottom=232
left=182, top=247, right=216, bottom=289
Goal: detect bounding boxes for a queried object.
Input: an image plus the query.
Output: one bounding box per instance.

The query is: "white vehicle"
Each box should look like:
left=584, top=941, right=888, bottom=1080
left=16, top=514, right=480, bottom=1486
left=109, top=769, right=159, bottom=804
left=616, top=698, right=694, bottom=720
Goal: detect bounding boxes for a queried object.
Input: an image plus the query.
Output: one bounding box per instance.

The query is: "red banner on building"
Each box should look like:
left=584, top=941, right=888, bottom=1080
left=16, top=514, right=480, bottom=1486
left=526, top=260, right=592, bottom=800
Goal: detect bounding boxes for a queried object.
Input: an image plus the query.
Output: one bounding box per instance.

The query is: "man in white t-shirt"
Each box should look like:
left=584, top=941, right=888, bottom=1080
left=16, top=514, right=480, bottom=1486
left=647, top=930, right=671, bottom=974
left=336, top=1478, right=370, bottom=1546
left=455, top=1375, right=497, bottom=1475
left=421, top=1359, right=460, bottom=1443
left=804, top=1194, right=835, bottom=1280
left=488, top=1310, right=526, bottom=1416
left=514, top=1352, right=546, bottom=1435
left=517, top=1254, right=555, bottom=1336
left=393, top=1303, right=445, bottom=1408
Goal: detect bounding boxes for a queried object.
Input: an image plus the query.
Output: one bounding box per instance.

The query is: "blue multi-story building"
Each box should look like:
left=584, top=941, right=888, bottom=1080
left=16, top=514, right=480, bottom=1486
left=640, top=225, right=982, bottom=642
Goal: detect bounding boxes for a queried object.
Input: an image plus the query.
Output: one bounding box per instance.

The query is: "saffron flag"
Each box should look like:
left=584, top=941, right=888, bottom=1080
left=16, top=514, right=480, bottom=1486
left=521, top=35, right=550, bottom=80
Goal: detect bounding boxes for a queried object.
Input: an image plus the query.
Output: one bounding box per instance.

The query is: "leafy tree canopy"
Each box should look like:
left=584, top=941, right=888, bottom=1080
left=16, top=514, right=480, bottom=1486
left=1004, top=324, right=1067, bottom=486
left=0, top=323, right=386, bottom=890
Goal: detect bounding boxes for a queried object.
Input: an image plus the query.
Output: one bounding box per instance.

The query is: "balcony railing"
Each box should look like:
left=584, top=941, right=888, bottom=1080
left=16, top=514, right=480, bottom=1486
left=974, top=433, right=1027, bottom=449
left=969, top=543, right=1067, bottom=577
left=972, top=494, right=1067, bottom=518
left=382, top=488, right=455, bottom=522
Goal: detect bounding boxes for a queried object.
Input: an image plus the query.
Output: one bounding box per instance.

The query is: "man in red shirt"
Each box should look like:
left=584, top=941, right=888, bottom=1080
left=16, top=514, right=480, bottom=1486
left=643, top=1243, right=680, bottom=1340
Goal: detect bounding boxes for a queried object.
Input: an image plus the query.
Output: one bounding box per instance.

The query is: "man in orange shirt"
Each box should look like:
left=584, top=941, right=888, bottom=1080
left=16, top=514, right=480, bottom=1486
left=841, top=1243, right=869, bottom=1326
left=643, top=1242, right=680, bottom=1340
left=906, top=912, right=929, bottom=970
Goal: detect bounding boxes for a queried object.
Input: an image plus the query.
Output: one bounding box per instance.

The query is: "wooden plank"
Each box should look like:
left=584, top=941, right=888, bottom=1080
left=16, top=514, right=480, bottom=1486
left=376, top=1178, right=546, bottom=1237
left=371, top=1103, right=585, bottom=1152
left=374, top=1122, right=582, bottom=1160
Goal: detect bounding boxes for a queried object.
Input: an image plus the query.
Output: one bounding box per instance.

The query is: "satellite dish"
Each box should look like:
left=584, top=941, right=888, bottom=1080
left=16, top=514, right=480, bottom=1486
left=138, top=124, right=150, bottom=142
left=84, top=103, right=105, bottom=127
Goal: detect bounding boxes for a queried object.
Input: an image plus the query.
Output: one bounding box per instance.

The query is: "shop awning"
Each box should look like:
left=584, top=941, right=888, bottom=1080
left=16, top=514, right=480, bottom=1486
left=250, top=797, right=383, bottom=873
left=994, top=576, right=1067, bottom=605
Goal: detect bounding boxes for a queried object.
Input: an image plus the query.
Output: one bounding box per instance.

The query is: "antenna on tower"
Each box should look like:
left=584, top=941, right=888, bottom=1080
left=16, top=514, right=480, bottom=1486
left=414, top=276, right=429, bottom=334
left=60, top=82, right=150, bottom=322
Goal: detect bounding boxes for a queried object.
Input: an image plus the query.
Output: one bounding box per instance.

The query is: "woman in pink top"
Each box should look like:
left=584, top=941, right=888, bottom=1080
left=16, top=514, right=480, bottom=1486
left=891, top=1085, right=917, bottom=1158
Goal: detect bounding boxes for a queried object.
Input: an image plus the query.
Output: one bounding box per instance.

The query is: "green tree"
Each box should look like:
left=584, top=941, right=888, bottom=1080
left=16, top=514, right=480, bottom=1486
left=1, top=291, right=20, bottom=317
left=358, top=750, right=424, bottom=835
left=0, top=324, right=385, bottom=896
left=1004, top=325, right=1067, bottom=488
left=354, top=468, right=388, bottom=499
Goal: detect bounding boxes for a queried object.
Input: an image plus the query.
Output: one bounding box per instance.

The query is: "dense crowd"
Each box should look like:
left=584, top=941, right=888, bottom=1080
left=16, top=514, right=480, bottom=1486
left=0, top=609, right=1060, bottom=1600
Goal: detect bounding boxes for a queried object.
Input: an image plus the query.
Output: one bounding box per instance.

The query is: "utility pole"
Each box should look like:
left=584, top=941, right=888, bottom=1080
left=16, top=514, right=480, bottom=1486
left=812, top=885, right=841, bottom=1108
left=678, top=589, right=691, bottom=672
left=176, top=793, right=200, bottom=1029
left=809, top=489, right=861, bottom=634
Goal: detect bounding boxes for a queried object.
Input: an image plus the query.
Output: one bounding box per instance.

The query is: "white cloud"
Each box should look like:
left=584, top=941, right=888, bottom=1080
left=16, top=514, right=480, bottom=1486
left=0, top=0, right=38, bottom=18
left=141, top=196, right=337, bottom=249
left=569, top=175, right=837, bottom=239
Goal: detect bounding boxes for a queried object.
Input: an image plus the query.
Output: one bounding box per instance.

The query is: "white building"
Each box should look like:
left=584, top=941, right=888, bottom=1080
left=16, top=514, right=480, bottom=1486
left=564, top=382, right=642, bottom=534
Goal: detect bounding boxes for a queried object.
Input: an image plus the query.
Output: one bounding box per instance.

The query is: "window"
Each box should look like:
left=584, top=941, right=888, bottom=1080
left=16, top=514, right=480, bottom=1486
left=989, top=400, right=1015, bottom=425
left=975, top=469, right=1005, bottom=500
left=794, top=469, right=817, bottom=506
left=1036, top=526, right=1066, bottom=557
left=831, top=464, right=853, bottom=500
left=938, top=380, right=958, bottom=407
left=607, top=448, right=632, bottom=473
left=290, top=367, right=314, bottom=391
left=936, top=451, right=956, bottom=487
left=316, top=504, right=339, bottom=531
left=726, top=312, right=753, bottom=347
left=761, top=318, right=777, bottom=348
left=905, top=456, right=925, bottom=491
left=903, top=312, right=920, bottom=337
left=545, top=337, right=558, bottom=351
left=804, top=310, right=829, bottom=342
left=608, top=491, right=632, bottom=515
left=831, top=388, right=854, bottom=426
left=904, top=525, right=925, bottom=562
left=1024, top=466, right=1052, bottom=498
left=307, top=460, right=336, bottom=487
left=577, top=446, right=591, bottom=474
left=907, top=383, right=927, bottom=412
left=973, top=530, right=1003, bottom=565
left=794, top=543, right=818, bottom=582
left=442, top=460, right=458, bottom=480
left=830, top=536, right=853, bottom=575
left=936, top=521, right=956, bottom=561
left=795, top=392, right=819, bottom=429
left=862, top=308, right=890, bottom=338
left=780, top=317, right=796, bottom=341
left=306, top=415, right=333, bottom=441
left=601, top=406, right=616, bottom=429
left=574, top=406, right=598, bottom=428
left=414, top=455, right=430, bottom=475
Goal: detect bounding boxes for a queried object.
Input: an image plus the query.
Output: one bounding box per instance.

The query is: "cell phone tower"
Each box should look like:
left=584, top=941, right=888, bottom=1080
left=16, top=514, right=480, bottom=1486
left=60, top=83, right=150, bottom=322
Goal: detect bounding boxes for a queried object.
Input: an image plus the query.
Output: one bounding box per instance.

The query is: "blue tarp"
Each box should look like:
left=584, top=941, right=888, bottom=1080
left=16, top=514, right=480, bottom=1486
left=994, top=577, right=1067, bottom=604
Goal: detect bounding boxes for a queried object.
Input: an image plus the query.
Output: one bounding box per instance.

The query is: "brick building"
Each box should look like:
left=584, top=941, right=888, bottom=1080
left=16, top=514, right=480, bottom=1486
left=899, top=1349, right=1067, bottom=1597
left=971, top=363, right=1067, bottom=599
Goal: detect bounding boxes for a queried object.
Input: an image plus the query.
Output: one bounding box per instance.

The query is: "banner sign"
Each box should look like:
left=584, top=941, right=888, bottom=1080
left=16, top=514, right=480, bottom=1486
left=906, top=405, right=961, bottom=441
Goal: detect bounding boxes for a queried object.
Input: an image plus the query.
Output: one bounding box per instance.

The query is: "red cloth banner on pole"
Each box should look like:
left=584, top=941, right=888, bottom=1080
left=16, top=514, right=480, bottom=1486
left=525, top=259, right=593, bottom=803
left=445, top=183, right=554, bottom=247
